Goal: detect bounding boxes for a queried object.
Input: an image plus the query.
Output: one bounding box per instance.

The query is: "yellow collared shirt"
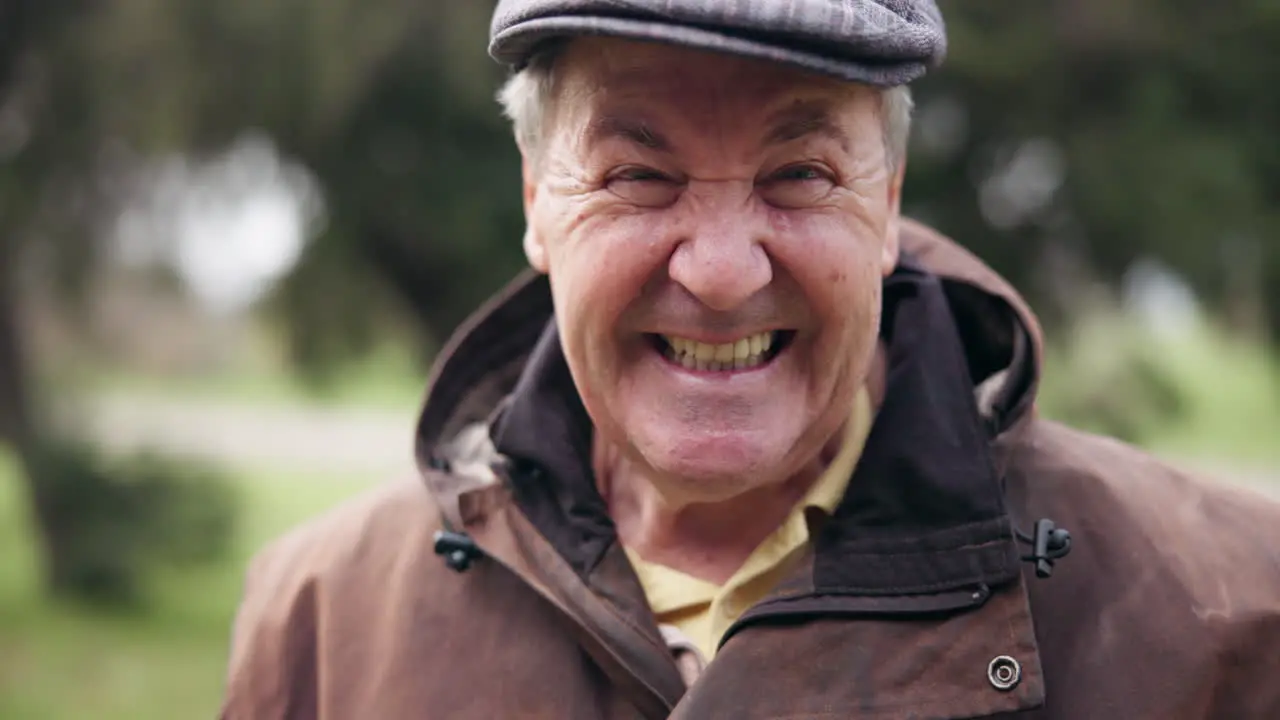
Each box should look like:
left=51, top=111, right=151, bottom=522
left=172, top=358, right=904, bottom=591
left=624, top=387, right=874, bottom=660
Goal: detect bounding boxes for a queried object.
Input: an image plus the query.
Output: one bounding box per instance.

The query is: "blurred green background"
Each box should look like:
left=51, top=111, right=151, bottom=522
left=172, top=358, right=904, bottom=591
left=0, top=1, right=1277, bottom=717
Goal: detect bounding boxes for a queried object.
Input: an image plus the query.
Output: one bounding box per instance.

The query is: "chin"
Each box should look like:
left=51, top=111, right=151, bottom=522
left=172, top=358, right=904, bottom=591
left=636, top=431, right=791, bottom=500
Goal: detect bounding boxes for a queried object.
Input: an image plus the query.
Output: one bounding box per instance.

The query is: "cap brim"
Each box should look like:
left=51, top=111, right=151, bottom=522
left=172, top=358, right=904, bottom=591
left=489, top=15, right=927, bottom=88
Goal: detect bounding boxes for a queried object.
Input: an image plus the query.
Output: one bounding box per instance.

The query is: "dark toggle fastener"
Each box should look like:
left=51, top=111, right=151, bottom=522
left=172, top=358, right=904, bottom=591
left=1017, top=518, right=1072, bottom=579
left=434, top=530, right=482, bottom=572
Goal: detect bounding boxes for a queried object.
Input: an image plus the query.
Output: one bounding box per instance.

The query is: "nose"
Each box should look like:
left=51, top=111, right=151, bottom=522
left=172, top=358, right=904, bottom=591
left=667, top=192, right=773, bottom=312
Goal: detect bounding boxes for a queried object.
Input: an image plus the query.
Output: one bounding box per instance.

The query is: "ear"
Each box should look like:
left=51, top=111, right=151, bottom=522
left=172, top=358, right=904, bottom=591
left=521, top=156, right=550, bottom=273
left=881, top=160, right=906, bottom=277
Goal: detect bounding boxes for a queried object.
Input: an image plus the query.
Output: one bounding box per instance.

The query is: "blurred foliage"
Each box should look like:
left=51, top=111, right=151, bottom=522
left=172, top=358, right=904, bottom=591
left=25, top=438, right=239, bottom=607
left=0, top=456, right=370, bottom=720
left=3, top=0, right=1278, bottom=368
left=1038, top=316, right=1190, bottom=445
left=59, top=0, right=1280, bottom=370
left=0, top=6, right=1275, bottom=712
left=909, top=0, right=1280, bottom=338
left=1, top=0, right=1279, bottom=599
left=1041, top=316, right=1280, bottom=466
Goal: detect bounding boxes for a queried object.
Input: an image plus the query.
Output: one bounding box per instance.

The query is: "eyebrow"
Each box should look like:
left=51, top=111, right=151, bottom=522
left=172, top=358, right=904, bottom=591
left=584, top=115, right=672, bottom=153
left=764, top=101, right=851, bottom=152
left=583, top=99, right=851, bottom=154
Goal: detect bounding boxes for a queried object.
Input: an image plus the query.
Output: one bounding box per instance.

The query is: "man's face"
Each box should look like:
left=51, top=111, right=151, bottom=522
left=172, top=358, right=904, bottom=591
left=523, top=38, right=903, bottom=503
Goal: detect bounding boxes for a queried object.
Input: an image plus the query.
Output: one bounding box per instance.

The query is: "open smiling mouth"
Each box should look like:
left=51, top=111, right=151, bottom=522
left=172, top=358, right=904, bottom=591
left=648, top=331, right=795, bottom=372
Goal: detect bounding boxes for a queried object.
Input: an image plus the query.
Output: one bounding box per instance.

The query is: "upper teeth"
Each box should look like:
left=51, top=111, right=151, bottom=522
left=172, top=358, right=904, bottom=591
left=661, top=332, right=776, bottom=372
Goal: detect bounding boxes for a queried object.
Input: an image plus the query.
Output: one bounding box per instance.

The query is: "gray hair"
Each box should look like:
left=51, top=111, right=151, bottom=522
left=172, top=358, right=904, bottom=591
left=497, top=46, right=914, bottom=174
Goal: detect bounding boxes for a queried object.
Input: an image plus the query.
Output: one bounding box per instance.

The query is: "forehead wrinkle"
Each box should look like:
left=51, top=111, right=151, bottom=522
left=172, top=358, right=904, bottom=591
left=562, top=44, right=864, bottom=164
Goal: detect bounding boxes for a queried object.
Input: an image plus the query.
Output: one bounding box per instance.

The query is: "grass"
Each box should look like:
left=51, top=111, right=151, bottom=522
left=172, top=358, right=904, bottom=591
left=0, top=452, right=378, bottom=720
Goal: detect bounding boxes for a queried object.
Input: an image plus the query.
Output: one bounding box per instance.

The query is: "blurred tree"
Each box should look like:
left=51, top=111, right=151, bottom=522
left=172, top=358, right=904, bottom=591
left=908, top=0, right=1280, bottom=341
left=99, top=0, right=1280, bottom=367
left=0, top=0, right=239, bottom=603
left=141, top=0, right=528, bottom=379
left=0, top=0, right=103, bottom=596
left=1, top=0, right=1278, bottom=598
left=201, top=0, right=1278, bottom=364
left=0, top=0, right=522, bottom=599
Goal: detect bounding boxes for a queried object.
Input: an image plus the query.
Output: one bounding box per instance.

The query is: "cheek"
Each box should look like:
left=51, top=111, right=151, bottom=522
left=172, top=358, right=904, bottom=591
left=828, top=268, right=882, bottom=366
left=774, top=213, right=886, bottom=300
left=827, top=276, right=882, bottom=398
left=775, top=213, right=885, bottom=372
left=546, top=213, right=670, bottom=359
left=557, top=208, right=675, bottom=294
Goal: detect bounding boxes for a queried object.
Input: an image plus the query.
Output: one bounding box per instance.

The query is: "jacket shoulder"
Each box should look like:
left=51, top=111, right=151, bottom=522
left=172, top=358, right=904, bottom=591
left=1008, top=418, right=1280, bottom=612
left=1011, top=417, right=1280, bottom=524
left=220, top=477, right=445, bottom=718
left=1007, top=422, right=1280, bottom=716
left=1014, top=424, right=1279, bottom=655
left=251, top=476, right=442, bottom=584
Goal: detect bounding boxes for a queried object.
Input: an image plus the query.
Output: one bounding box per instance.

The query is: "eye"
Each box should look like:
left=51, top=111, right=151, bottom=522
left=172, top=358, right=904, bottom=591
left=771, top=166, right=826, bottom=182
left=613, top=167, right=667, bottom=182
left=605, top=166, right=683, bottom=208
left=759, top=163, right=837, bottom=208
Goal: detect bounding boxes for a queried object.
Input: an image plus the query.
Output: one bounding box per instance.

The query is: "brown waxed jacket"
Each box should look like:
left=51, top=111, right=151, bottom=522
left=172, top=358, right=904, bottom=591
left=220, top=220, right=1280, bottom=720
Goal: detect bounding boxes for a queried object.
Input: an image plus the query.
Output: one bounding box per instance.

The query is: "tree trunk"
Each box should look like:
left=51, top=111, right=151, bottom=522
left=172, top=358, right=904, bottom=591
left=0, top=241, right=31, bottom=449
left=0, top=238, right=74, bottom=595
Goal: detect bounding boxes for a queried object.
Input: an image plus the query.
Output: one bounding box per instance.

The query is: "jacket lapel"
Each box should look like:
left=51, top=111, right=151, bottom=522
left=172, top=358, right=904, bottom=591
left=460, top=485, right=686, bottom=718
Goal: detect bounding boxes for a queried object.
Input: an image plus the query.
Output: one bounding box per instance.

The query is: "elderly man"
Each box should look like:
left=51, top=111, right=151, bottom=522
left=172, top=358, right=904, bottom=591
left=220, top=2, right=1280, bottom=718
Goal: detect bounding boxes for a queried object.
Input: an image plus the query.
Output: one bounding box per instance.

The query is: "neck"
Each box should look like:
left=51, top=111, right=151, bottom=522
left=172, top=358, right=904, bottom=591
left=596, top=433, right=838, bottom=586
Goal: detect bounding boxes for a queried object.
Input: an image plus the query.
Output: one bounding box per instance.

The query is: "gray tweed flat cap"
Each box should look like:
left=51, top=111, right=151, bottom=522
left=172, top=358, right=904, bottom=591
left=489, top=0, right=947, bottom=87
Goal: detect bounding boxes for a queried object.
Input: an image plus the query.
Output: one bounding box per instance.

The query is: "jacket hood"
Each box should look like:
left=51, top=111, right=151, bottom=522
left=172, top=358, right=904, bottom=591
left=414, top=218, right=1044, bottom=470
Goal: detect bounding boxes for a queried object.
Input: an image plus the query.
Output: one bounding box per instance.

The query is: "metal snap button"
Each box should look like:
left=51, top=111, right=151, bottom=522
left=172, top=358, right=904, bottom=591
left=987, top=655, right=1022, bottom=691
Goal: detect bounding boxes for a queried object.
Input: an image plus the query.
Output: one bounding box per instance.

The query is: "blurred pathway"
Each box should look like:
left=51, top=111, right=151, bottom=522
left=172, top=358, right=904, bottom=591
left=82, top=394, right=1279, bottom=497
left=83, top=394, right=420, bottom=479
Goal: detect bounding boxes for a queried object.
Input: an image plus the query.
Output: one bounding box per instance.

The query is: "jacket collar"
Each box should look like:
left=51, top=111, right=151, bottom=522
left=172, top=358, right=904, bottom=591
left=812, top=255, right=1020, bottom=596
